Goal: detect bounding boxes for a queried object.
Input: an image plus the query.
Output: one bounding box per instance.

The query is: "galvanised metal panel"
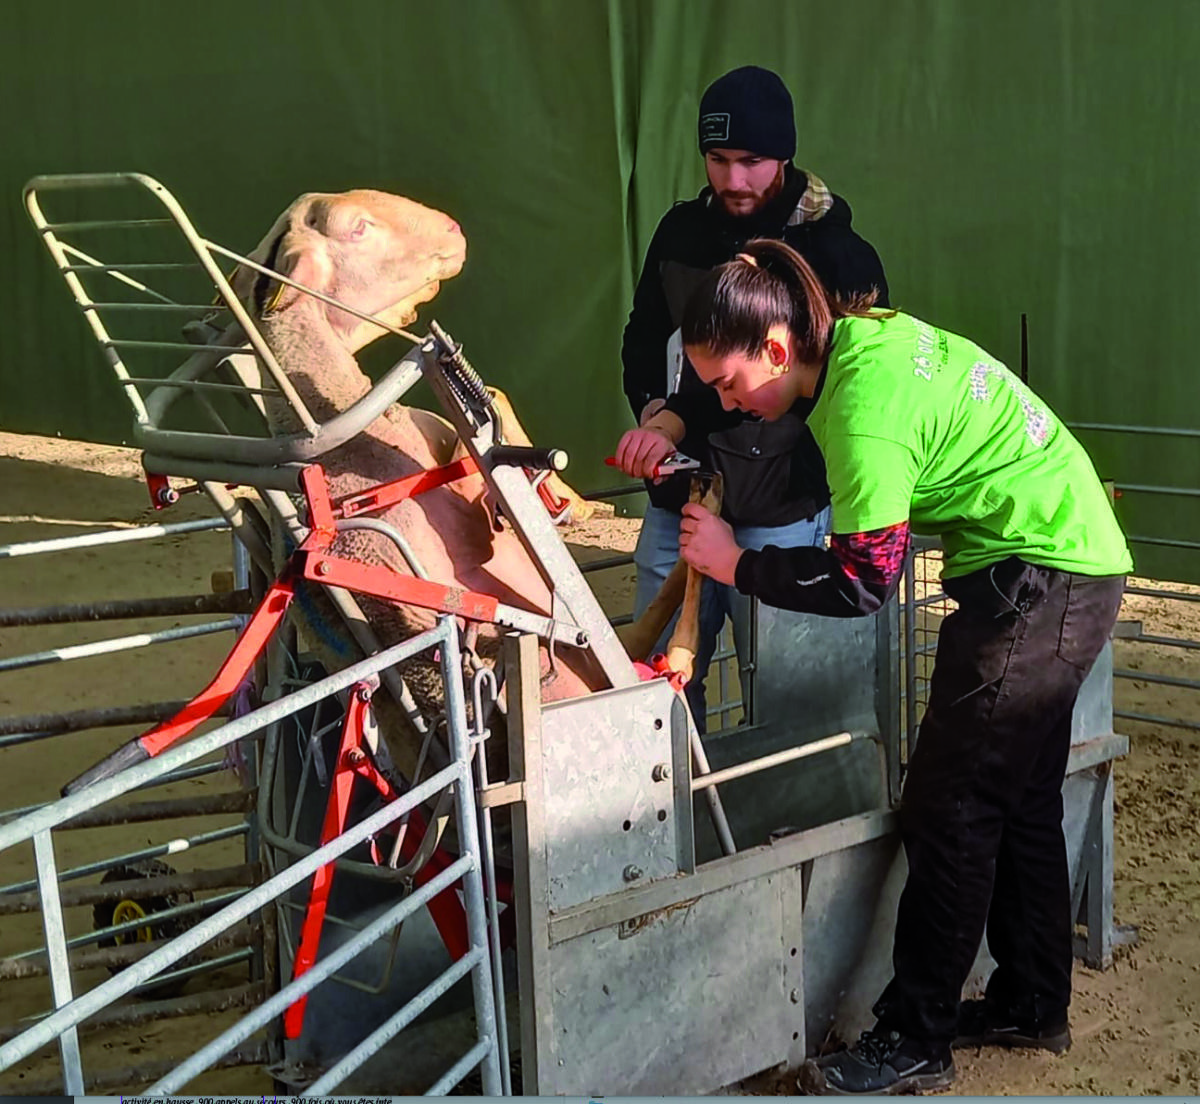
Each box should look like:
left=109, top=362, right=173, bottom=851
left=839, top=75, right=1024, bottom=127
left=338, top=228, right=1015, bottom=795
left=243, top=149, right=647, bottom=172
left=541, top=872, right=798, bottom=1095
left=799, top=834, right=906, bottom=1053
left=1072, top=641, right=1115, bottom=746
left=694, top=604, right=893, bottom=858
left=541, top=678, right=693, bottom=912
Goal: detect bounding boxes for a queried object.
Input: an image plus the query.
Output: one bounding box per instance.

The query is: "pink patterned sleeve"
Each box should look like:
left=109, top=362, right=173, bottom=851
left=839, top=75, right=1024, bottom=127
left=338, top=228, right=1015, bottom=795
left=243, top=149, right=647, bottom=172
left=733, top=521, right=911, bottom=617
left=830, top=522, right=912, bottom=595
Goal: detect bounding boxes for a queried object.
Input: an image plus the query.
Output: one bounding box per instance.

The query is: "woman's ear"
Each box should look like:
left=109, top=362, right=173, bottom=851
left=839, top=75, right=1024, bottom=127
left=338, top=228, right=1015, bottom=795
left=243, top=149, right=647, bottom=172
left=765, top=337, right=789, bottom=367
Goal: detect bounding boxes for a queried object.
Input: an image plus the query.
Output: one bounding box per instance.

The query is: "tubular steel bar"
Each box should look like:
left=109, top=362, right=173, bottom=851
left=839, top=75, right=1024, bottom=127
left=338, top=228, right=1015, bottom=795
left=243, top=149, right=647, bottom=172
left=1114, top=709, right=1200, bottom=734
left=903, top=550, right=919, bottom=754
left=83, top=300, right=231, bottom=311
left=0, top=616, right=242, bottom=673
left=1116, top=482, right=1200, bottom=499
left=121, top=376, right=280, bottom=397
left=1113, top=667, right=1200, bottom=692
left=63, top=263, right=197, bottom=273
left=578, top=553, right=635, bottom=574
left=7, top=889, right=247, bottom=962
left=0, top=591, right=253, bottom=627
left=17, top=1042, right=268, bottom=1098
left=0, top=756, right=468, bottom=1072
left=690, top=731, right=856, bottom=791
left=41, top=217, right=176, bottom=232
left=439, top=618, right=503, bottom=1096
left=0, top=620, right=454, bottom=853
left=0, top=824, right=246, bottom=895
left=0, top=921, right=258, bottom=981
left=1128, top=535, right=1200, bottom=552
left=25, top=173, right=320, bottom=434
left=138, top=348, right=426, bottom=467
left=56, top=242, right=177, bottom=305
left=109, top=339, right=247, bottom=354
left=428, top=1039, right=493, bottom=1096
left=1125, top=584, right=1200, bottom=604
left=33, top=830, right=84, bottom=1095
left=144, top=853, right=474, bottom=1094
left=471, top=667, right=512, bottom=1095
left=303, top=948, right=484, bottom=1096
left=691, top=724, right=737, bottom=856
left=0, top=516, right=228, bottom=559
left=0, top=782, right=246, bottom=832
left=0, top=863, right=256, bottom=918
left=0, top=701, right=206, bottom=743
left=338, top=518, right=430, bottom=578
left=130, top=947, right=255, bottom=995
left=1068, top=421, right=1200, bottom=439
left=1121, top=631, right=1200, bottom=652
left=0, top=981, right=262, bottom=1046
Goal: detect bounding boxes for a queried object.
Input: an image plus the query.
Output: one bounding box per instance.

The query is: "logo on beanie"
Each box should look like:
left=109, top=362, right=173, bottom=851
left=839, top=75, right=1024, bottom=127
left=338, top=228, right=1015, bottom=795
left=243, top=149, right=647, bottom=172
left=699, top=112, right=730, bottom=145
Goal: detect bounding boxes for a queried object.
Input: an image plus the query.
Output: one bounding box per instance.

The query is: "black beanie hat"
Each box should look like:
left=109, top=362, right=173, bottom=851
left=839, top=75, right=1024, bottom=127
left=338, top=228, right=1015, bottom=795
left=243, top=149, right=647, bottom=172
left=697, top=65, right=796, bottom=162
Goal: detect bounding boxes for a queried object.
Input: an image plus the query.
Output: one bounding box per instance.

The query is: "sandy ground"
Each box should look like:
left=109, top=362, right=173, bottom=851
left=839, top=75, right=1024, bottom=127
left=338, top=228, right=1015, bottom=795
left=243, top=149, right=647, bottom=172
left=1, top=431, right=1198, bottom=1095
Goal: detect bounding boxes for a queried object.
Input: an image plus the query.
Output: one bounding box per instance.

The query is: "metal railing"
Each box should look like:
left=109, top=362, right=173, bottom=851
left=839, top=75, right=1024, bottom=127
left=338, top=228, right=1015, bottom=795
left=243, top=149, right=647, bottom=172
left=0, top=510, right=269, bottom=1092
left=0, top=616, right=502, bottom=1096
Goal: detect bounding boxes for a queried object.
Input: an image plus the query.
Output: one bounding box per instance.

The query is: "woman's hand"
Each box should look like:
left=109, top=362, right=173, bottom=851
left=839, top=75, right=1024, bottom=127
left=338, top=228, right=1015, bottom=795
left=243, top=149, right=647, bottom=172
left=614, top=425, right=676, bottom=479
left=679, top=503, right=743, bottom=586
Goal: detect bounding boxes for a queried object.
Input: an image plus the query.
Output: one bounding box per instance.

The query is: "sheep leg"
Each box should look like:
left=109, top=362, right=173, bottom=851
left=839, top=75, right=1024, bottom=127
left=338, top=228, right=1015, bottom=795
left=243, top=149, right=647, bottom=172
left=664, top=474, right=724, bottom=683
left=617, top=557, right=688, bottom=660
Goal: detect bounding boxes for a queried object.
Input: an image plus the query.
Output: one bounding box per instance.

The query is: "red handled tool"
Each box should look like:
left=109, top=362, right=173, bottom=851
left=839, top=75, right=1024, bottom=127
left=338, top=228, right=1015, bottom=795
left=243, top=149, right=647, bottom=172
left=605, top=451, right=701, bottom=479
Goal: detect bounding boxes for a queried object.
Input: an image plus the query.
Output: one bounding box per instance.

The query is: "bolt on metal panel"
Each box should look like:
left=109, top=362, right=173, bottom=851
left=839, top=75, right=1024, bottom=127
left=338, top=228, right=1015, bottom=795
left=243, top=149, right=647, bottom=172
left=540, top=679, right=693, bottom=912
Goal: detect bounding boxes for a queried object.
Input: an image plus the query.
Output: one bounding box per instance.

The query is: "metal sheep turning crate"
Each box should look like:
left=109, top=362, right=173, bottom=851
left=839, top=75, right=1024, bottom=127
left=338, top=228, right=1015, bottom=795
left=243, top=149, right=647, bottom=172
left=0, top=172, right=1131, bottom=1096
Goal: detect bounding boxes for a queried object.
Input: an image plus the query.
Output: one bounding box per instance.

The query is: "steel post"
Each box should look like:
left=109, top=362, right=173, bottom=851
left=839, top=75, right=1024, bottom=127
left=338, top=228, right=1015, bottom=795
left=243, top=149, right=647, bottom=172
left=33, top=831, right=84, bottom=1094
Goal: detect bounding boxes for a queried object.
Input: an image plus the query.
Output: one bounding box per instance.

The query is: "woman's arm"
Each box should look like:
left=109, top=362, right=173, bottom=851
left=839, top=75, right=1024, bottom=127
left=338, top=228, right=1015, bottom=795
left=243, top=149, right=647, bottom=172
left=680, top=504, right=910, bottom=617
left=735, top=522, right=911, bottom=616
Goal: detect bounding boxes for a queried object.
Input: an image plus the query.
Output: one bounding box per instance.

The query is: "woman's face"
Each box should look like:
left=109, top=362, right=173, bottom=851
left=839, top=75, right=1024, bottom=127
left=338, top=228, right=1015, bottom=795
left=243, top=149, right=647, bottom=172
left=686, top=325, right=799, bottom=421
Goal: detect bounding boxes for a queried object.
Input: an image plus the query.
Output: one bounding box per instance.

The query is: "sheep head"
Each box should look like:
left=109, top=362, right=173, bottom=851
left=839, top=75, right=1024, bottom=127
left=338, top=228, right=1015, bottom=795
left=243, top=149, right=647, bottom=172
left=234, top=189, right=467, bottom=351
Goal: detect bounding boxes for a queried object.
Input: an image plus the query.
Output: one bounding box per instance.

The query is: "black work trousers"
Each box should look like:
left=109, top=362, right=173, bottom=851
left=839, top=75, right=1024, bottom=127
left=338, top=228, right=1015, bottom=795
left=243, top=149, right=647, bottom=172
left=874, top=557, right=1125, bottom=1042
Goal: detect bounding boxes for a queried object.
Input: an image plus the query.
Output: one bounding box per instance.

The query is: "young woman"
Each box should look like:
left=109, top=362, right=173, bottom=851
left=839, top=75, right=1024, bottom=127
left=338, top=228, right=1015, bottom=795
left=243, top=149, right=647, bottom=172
left=654, top=238, right=1129, bottom=1095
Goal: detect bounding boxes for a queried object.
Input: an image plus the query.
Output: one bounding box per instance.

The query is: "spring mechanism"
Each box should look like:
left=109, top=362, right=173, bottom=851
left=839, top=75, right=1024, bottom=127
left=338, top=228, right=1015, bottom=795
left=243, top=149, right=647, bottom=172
left=430, top=321, right=493, bottom=413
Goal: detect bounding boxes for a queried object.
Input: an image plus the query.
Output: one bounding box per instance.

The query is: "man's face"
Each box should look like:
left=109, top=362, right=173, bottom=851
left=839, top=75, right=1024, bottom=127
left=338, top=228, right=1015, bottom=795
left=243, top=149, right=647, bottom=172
left=704, top=149, right=786, bottom=217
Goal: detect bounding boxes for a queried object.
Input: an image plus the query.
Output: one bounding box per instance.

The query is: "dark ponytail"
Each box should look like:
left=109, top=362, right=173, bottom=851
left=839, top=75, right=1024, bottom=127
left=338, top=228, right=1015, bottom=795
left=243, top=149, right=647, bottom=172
left=681, top=238, right=887, bottom=363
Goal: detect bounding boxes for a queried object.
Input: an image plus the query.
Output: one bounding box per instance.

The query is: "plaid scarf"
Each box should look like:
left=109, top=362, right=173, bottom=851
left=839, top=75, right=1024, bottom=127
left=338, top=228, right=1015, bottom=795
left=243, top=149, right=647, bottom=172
left=787, top=169, right=834, bottom=226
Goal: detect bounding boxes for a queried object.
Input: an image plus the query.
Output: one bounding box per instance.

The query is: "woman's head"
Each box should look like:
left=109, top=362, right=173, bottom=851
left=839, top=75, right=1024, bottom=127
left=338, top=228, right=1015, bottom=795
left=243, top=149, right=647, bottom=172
left=681, top=239, right=879, bottom=420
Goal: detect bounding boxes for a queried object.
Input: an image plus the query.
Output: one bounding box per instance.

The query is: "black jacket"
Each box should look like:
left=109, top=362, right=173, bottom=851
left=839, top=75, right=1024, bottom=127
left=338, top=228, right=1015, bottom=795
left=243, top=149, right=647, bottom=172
left=620, top=166, right=888, bottom=516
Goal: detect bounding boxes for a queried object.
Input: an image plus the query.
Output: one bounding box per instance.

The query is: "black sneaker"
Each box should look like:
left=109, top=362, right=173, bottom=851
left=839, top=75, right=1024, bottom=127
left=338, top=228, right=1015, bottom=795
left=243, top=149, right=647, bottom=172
left=797, top=1028, right=955, bottom=1095
left=952, top=998, right=1071, bottom=1054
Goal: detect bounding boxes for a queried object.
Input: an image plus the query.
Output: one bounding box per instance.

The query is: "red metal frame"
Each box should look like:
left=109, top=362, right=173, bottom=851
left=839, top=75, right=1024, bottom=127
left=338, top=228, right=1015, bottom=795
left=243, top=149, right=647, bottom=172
left=282, top=680, right=482, bottom=1038
left=107, top=453, right=659, bottom=1038
left=139, top=577, right=295, bottom=757
left=333, top=455, right=480, bottom=519
left=98, top=455, right=534, bottom=1038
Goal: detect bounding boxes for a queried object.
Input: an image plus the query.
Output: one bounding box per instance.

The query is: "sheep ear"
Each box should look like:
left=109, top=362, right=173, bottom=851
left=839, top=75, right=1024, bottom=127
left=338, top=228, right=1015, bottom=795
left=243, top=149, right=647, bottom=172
left=227, top=194, right=318, bottom=314
left=259, top=245, right=328, bottom=317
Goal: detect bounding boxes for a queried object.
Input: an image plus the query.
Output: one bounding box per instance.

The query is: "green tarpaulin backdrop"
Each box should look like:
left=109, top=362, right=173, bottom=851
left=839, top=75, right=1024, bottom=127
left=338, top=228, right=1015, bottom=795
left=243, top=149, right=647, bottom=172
left=2, top=1, right=1197, bottom=579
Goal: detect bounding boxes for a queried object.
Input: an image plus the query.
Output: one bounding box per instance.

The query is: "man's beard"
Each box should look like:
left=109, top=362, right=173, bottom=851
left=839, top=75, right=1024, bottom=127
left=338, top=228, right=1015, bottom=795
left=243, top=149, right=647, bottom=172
left=719, top=166, right=786, bottom=217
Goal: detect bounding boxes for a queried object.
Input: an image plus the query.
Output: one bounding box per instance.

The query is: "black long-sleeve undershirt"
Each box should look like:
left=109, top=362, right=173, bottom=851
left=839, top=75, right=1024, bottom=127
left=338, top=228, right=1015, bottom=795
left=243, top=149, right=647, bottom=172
left=733, top=522, right=912, bottom=617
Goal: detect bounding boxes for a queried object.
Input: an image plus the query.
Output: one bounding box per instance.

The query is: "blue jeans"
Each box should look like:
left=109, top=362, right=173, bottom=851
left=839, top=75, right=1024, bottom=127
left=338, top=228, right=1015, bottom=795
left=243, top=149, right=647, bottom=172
left=633, top=503, right=831, bottom=732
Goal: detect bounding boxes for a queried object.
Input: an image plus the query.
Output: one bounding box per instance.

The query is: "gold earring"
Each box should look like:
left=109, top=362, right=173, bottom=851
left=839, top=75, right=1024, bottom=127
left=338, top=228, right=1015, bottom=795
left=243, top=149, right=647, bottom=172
left=769, top=360, right=790, bottom=377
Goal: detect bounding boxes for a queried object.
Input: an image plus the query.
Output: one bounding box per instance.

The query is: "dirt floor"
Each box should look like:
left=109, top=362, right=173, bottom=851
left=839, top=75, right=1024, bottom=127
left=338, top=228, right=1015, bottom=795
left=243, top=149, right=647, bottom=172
left=1, top=430, right=1198, bottom=1095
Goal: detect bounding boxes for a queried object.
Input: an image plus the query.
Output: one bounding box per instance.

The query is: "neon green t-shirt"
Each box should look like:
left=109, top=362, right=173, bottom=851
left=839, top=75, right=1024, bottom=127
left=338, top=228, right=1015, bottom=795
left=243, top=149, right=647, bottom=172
left=806, top=314, right=1132, bottom=579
